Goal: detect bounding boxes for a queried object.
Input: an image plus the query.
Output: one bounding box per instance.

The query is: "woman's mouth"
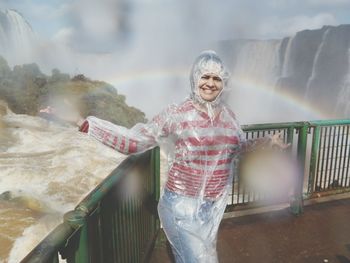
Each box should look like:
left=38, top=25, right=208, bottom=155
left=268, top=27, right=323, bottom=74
left=200, top=87, right=217, bottom=94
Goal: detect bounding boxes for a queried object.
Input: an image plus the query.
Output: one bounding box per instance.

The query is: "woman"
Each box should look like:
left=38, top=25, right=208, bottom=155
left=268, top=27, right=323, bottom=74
left=76, top=50, right=287, bottom=262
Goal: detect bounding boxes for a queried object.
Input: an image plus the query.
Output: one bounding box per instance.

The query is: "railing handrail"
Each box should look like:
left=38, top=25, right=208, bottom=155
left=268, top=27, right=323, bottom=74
left=308, top=119, right=350, bottom=126
left=20, top=222, right=76, bottom=262
left=241, top=121, right=305, bottom=131
left=242, top=119, right=350, bottom=131
left=76, top=154, right=141, bottom=214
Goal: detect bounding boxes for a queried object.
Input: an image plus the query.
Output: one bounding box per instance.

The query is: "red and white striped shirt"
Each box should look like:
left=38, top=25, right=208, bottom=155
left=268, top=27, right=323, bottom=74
left=80, top=99, right=262, bottom=199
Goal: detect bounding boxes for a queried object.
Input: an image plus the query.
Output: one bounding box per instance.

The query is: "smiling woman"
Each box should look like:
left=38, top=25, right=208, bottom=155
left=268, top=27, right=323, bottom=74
left=198, top=73, right=223, bottom=102
left=66, top=50, right=288, bottom=263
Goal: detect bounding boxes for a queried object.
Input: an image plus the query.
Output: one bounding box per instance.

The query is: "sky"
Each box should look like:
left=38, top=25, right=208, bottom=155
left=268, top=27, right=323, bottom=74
left=1, top=0, right=350, bottom=118
left=2, top=0, right=350, bottom=40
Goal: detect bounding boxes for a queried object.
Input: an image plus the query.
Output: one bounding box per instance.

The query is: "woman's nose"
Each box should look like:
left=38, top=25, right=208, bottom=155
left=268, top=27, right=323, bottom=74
left=207, top=77, right=214, bottom=87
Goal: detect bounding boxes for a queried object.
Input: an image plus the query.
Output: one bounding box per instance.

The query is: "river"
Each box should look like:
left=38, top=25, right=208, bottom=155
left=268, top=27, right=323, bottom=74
left=0, top=102, right=127, bottom=262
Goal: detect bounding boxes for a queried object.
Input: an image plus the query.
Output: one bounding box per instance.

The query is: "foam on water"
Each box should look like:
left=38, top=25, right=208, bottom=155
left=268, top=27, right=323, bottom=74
left=0, top=106, right=127, bottom=262
left=8, top=215, right=63, bottom=263
left=0, top=200, right=40, bottom=263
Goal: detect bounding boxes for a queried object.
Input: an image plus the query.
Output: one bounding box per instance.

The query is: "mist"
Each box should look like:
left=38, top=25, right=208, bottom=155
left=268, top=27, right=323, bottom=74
left=0, top=0, right=349, bottom=121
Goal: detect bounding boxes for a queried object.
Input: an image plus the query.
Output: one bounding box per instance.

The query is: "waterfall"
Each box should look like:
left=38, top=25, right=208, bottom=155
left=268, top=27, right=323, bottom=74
left=304, top=28, right=331, bottom=100
left=0, top=9, right=38, bottom=65
left=335, top=47, right=350, bottom=116
left=281, top=36, right=294, bottom=78
left=232, top=40, right=282, bottom=88
left=218, top=24, right=350, bottom=119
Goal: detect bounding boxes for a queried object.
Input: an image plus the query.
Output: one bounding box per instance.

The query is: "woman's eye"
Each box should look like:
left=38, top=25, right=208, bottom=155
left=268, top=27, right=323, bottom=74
left=201, top=75, right=210, bottom=80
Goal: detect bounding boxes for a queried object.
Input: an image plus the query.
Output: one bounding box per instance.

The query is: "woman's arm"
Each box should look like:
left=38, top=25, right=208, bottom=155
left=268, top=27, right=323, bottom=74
left=79, top=106, right=174, bottom=155
left=238, top=129, right=289, bottom=153
left=238, top=130, right=272, bottom=153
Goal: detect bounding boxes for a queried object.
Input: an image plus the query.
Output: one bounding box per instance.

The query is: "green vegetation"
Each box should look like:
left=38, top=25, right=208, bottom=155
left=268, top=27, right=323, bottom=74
left=0, top=56, right=146, bottom=128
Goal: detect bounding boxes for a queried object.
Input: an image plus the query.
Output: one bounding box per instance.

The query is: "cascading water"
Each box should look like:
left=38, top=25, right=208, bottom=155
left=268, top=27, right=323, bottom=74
left=335, top=48, right=350, bottom=116
left=232, top=40, right=282, bottom=88
left=304, top=28, right=331, bottom=100
left=0, top=9, right=38, bottom=66
left=281, top=37, right=293, bottom=79
left=0, top=102, right=127, bottom=262
left=218, top=24, right=350, bottom=119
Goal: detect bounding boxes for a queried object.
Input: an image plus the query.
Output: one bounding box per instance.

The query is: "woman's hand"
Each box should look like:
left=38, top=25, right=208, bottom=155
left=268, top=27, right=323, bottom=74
left=270, top=132, right=291, bottom=149
left=39, top=100, right=84, bottom=127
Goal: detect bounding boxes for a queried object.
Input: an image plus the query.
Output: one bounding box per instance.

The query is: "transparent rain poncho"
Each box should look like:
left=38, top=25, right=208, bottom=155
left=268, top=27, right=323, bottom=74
left=80, top=51, right=270, bottom=263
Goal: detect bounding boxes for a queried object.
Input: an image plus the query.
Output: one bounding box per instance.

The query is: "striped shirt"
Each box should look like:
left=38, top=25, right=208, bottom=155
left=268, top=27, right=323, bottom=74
left=80, top=99, right=265, bottom=199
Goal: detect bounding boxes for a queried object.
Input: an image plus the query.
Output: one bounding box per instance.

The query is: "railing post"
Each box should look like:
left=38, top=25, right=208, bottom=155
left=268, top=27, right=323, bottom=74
left=287, top=126, right=294, bottom=146
left=152, top=146, right=161, bottom=231
left=153, top=147, right=161, bottom=202
left=290, top=123, right=308, bottom=215
left=307, top=125, right=321, bottom=196
left=63, top=210, right=89, bottom=262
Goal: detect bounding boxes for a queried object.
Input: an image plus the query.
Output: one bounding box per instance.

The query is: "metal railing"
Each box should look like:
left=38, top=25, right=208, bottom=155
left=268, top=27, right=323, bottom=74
left=20, top=119, right=350, bottom=262
left=21, top=148, right=160, bottom=263
left=307, top=120, right=350, bottom=195
left=227, top=119, right=350, bottom=214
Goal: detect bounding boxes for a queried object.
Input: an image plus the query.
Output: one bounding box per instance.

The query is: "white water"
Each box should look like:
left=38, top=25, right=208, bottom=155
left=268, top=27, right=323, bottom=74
left=281, top=36, right=293, bottom=78
left=335, top=47, right=350, bottom=116
left=220, top=37, right=326, bottom=123
left=0, top=9, right=38, bottom=66
left=0, top=103, right=127, bottom=262
left=304, top=28, right=331, bottom=99
left=232, top=40, right=282, bottom=88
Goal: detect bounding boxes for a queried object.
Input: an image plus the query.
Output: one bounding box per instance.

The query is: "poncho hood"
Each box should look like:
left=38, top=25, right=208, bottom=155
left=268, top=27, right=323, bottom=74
left=189, top=50, right=230, bottom=109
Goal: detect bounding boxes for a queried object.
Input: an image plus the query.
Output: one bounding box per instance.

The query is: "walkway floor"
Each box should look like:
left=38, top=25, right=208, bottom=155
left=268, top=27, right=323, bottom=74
left=150, top=198, right=350, bottom=263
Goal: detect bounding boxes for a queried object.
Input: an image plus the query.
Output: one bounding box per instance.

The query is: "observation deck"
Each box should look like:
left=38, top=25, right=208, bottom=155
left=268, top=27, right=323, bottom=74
left=21, top=120, right=350, bottom=263
left=151, top=196, right=350, bottom=263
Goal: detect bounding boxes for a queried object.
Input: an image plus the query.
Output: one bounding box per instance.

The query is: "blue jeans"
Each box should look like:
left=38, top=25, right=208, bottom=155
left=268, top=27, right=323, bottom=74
left=158, top=189, right=228, bottom=263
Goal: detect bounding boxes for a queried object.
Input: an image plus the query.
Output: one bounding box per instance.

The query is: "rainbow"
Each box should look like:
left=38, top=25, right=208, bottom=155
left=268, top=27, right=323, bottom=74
left=105, top=68, right=189, bottom=86
left=104, top=68, right=331, bottom=120
left=231, top=78, right=332, bottom=120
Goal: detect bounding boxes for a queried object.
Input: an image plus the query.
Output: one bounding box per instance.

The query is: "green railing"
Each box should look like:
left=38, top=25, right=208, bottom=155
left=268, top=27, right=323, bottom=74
left=20, top=119, right=350, bottom=262
left=21, top=147, right=160, bottom=263
left=227, top=119, right=350, bottom=214
left=307, top=120, right=350, bottom=195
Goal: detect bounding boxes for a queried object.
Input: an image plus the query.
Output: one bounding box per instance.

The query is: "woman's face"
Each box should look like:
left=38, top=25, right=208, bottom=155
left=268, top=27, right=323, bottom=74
left=198, top=73, right=223, bottom=102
